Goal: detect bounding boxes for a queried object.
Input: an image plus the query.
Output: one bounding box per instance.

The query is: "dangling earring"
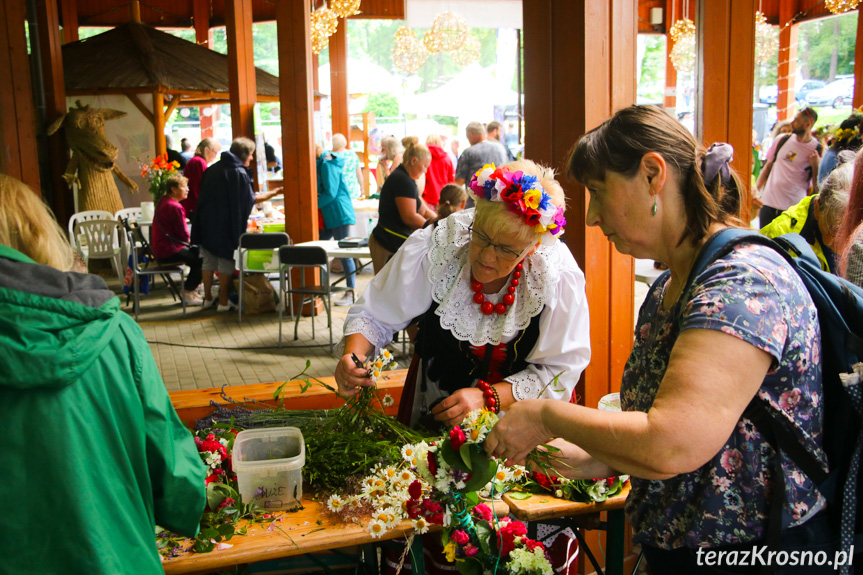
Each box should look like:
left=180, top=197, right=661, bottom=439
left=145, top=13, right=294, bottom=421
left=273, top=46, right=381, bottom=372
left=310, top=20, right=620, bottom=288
left=651, top=196, right=658, bottom=217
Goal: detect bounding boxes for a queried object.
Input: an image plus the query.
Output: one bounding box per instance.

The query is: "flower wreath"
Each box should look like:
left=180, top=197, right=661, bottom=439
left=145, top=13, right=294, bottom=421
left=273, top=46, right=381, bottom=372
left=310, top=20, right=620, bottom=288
left=469, top=164, right=566, bottom=243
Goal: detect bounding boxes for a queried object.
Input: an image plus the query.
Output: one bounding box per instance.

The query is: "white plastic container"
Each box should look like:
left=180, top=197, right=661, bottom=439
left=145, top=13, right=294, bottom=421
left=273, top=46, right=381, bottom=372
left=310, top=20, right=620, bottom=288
left=233, top=427, right=305, bottom=510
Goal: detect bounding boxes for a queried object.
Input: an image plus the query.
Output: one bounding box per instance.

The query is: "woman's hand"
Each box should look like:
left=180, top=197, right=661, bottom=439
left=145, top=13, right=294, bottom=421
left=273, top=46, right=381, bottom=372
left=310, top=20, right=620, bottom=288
left=431, top=387, right=486, bottom=427
left=484, top=399, right=553, bottom=466
left=533, top=438, right=617, bottom=481
left=334, top=353, right=375, bottom=399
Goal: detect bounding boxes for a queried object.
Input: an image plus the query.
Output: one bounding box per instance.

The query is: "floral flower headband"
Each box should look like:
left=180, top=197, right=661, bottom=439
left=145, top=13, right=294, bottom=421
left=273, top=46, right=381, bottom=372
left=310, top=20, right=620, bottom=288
left=468, top=164, right=566, bottom=242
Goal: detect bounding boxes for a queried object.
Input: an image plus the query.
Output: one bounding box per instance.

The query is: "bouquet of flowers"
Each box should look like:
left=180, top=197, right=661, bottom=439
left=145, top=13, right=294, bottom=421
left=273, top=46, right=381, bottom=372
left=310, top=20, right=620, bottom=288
left=140, top=153, right=181, bottom=201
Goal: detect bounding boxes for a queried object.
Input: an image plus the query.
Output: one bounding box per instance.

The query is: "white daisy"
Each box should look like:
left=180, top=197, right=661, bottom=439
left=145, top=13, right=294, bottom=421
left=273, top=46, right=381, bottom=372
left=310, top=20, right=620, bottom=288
left=412, top=517, right=430, bottom=534
left=368, top=519, right=387, bottom=539
left=382, top=394, right=395, bottom=407
left=326, top=494, right=344, bottom=512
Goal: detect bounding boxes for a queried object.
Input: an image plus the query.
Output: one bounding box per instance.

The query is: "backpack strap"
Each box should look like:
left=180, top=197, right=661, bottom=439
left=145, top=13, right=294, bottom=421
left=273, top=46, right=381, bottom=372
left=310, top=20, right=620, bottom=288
left=772, top=134, right=793, bottom=164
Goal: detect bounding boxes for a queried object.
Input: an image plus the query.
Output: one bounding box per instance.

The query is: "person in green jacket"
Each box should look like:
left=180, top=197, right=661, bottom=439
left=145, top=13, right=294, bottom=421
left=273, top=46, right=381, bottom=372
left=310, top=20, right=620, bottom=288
left=760, top=157, right=855, bottom=274
left=0, top=174, right=206, bottom=574
left=317, top=145, right=357, bottom=305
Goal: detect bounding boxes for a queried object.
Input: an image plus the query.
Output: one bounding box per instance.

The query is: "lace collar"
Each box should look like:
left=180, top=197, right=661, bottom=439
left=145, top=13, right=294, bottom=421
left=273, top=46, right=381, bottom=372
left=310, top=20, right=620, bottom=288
left=426, top=209, right=561, bottom=346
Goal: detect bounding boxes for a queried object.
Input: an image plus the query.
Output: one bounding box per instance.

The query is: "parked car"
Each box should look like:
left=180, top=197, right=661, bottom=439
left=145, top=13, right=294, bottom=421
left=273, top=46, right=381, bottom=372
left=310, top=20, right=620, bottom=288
left=806, top=78, right=854, bottom=108
left=758, top=80, right=825, bottom=105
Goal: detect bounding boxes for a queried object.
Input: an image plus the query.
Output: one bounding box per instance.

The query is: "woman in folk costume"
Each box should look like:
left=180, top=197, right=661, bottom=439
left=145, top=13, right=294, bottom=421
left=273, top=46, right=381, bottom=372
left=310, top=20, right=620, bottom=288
left=335, top=159, right=590, bottom=431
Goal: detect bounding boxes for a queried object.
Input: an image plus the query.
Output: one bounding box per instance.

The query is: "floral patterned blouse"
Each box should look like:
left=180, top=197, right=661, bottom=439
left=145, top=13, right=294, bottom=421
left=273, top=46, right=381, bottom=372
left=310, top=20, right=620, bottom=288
left=622, top=242, right=826, bottom=550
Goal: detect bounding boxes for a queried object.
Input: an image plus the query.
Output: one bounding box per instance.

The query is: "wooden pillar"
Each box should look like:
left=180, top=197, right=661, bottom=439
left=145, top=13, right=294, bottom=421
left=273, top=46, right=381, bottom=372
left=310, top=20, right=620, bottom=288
left=60, top=0, right=78, bottom=43
left=697, top=0, right=755, bottom=217
left=276, top=0, right=318, bottom=244
left=194, top=0, right=214, bottom=141
left=776, top=0, right=799, bottom=121
left=329, top=20, right=350, bottom=140
left=154, top=91, right=166, bottom=157
left=226, top=0, right=256, bottom=140
left=36, top=0, right=71, bottom=222
left=664, top=0, right=677, bottom=111
left=523, top=1, right=637, bottom=569
left=854, top=6, right=863, bottom=109
left=0, top=0, right=40, bottom=191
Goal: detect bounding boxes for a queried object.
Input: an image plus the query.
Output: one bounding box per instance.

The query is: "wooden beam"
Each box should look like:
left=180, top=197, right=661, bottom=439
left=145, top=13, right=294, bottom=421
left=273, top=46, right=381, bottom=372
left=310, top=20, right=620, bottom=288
left=329, top=20, right=350, bottom=140
left=697, top=0, right=755, bottom=216
left=36, top=0, right=72, bottom=222
left=154, top=91, right=166, bottom=157
left=855, top=5, right=863, bottom=109
left=164, top=94, right=182, bottom=121
left=663, top=0, right=678, bottom=111
left=0, top=0, right=40, bottom=191
left=276, top=0, right=318, bottom=247
left=776, top=0, right=799, bottom=121
left=130, top=0, right=141, bottom=23
left=124, top=91, right=155, bottom=125
left=60, top=0, right=79, bottom=43
left=226, top=0, right=256, bottom=140
left=193, top=0, right=210, bottom=47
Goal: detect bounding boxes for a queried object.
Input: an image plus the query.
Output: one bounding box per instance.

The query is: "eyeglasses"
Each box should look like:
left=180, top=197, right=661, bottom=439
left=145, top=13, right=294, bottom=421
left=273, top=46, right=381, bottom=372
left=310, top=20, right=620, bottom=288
left=468, top=224, right=527, bottom=261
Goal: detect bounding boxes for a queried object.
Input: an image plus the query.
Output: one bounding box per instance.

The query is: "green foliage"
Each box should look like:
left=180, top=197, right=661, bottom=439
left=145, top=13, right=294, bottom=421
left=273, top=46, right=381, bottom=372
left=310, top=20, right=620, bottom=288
left=363, top=93, right=400, bottom=118
left=799, top=12, right=858, bottom=82
left=432, top=115, right=459, bottom=128
left=638, top=35, right=666, bottom=103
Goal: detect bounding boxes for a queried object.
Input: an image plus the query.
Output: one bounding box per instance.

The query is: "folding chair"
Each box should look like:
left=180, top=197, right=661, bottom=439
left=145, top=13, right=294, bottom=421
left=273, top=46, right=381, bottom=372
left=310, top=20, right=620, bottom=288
left=237, top=232, right=291, bottom=322
left=278, top=245, right=351, bottom=354
left=120, top=218, right=183, bottom=304
left=114, top=207, right=142, bottom=224
left=74, top=220, right=125, bottom=282
left=125, top=230, right=187, bottom=320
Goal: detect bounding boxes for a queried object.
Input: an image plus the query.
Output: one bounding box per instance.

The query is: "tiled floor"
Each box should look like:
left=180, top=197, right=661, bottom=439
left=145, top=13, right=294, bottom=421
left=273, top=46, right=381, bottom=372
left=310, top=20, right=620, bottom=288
left=113, top=261, right=650, bottom=393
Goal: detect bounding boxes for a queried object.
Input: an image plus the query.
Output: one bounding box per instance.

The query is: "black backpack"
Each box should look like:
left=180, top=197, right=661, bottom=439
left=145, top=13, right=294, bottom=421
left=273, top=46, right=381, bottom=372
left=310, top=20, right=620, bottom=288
left=653, top=228, right=863, bottom=573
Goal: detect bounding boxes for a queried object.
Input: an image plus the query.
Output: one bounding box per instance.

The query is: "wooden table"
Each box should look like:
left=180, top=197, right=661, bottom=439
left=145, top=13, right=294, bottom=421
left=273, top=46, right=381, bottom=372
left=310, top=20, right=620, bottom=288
left=162, top=495, right=509, bottom=574
left=504, top=485, right=631, bottom=575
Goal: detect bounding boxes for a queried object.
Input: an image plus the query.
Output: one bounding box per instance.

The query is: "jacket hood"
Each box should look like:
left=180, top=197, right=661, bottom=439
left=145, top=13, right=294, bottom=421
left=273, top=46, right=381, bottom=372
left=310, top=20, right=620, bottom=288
left=0, top=245, right=122, bottom=391
left=429, top=145, right=448, bottom=160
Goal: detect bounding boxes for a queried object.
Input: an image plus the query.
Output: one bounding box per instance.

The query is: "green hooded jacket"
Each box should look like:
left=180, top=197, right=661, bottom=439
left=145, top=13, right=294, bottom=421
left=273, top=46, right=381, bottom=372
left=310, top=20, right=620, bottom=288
left=760, top=194, right=835, bottom=273
left=0, top=244, right=206, bottom=574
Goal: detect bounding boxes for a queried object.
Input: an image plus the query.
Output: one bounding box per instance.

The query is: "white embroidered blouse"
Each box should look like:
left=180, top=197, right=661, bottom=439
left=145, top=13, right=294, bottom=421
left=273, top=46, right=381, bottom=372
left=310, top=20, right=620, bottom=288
left=342, top=209, right=591, bottom=402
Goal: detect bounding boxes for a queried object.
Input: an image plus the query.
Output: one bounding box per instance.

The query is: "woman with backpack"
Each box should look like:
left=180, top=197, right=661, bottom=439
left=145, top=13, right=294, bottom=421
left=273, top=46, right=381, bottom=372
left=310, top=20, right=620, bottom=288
left=485, top=105, right=835, bottom=573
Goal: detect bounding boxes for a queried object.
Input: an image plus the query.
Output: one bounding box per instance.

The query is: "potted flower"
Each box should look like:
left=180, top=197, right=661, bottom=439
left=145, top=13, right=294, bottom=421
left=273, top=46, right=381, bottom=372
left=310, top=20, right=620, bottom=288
left=140, top=153, right=181, bottom=201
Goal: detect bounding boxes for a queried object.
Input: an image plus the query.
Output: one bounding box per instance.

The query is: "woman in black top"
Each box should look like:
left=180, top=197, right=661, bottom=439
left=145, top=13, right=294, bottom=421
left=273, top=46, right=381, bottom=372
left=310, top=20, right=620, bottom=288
left=369, top=136, right=436, bottom=273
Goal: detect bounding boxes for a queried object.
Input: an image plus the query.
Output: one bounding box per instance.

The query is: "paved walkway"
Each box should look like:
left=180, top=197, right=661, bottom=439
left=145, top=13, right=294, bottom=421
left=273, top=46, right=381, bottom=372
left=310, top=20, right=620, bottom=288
left=113, top=261, right=649, bottom=393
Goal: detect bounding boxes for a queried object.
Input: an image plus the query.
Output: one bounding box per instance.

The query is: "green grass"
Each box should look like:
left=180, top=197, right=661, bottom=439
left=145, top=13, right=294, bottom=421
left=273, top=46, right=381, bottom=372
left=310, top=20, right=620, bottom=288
left=809, top=106, right=855, bottom=131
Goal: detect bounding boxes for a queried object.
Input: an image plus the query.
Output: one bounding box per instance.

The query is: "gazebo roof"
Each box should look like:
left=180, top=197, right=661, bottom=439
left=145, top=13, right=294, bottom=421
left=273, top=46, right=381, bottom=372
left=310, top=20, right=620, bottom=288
left=62, top=21, right=279, bottom=100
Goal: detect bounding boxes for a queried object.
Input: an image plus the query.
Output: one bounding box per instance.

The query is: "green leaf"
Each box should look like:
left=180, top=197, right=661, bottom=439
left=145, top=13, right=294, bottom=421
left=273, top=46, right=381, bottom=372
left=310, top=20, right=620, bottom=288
left=508, top=491, right=533, bottom=500
left=273, top=381, right=288, bottom=401
left=465, top=491, right=479, bottom=506
left=459, top=443, right=474, bottom=471
left=193, top=539, right=215, bottom=553
left=455, top=560, right=484, bottom=575
left=300, top=379, right=312, bottom=393
left=217, top=524, right=235, bottom=537
left=462, top=456, right=496, bottom=492
left=440, top=441, right=469, bottom=473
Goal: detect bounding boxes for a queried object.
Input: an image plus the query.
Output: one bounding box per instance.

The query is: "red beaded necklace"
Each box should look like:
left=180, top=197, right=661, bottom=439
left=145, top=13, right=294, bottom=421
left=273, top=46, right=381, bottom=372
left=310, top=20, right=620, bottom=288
left=470, top=262, right=523, bottom=316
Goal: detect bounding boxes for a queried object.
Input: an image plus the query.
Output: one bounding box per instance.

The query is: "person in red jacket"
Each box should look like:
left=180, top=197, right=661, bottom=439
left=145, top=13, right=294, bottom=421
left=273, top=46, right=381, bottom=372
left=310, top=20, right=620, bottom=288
left=422, top=134, right=455, bottom=209
left=181, top=137, right=221, bottom=217
left=152, top=173, right=203, bottom=304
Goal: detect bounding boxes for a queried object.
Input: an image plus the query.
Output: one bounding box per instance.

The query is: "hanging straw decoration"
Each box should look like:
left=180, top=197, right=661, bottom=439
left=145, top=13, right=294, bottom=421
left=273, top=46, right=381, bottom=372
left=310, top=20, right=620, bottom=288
left=393, top=26, right=428, bottom=74
left=668, top=18, right=696, bottom=74
left=310, top=6, right=339, bottom=54
left=754, top=11, right=778, bottom=65
left=825, top=0, right=860, bottom=15
left=451, top=33, right=481, bottom=67
left=423, top=11, right=469, bottom=54
left=331, top=0, right=362, bottom=19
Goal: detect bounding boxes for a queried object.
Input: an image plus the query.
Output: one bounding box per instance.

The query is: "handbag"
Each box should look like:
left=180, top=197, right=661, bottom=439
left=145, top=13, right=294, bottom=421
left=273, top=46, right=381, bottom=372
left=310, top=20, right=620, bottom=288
left=154, top=210, right=201, bottom=259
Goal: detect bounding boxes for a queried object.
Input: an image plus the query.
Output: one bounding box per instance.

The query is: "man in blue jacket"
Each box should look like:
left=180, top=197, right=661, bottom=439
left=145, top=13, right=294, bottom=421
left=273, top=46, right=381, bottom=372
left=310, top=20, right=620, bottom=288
left=191, top=137, right=281, bottom=311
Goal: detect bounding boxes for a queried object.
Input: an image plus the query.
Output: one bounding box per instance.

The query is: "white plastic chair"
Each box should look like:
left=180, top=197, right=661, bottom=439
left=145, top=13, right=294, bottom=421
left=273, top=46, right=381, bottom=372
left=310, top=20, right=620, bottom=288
left=75, top=220, right=125, bottom=282
left=115, top=207, right=142, bottom=224
left=68, top=210, right=114, bottom=244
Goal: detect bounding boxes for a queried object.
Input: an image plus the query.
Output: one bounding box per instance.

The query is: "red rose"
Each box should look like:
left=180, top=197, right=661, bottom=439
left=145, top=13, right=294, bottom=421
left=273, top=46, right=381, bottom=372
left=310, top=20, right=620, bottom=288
left=407, top=499, right=423, bottom=519
left=472, top=503, right=493, bottom=522
left=408, top=479, right=423, bottom=501
left=450, top=426, right=467, bottom=451
left=452, top=530, right=470, bottom=545
left=427, top=512, right=444, bottom=524
left=523, top=538, right=545, bottom=552
left=427, top=451, right=438, bottom=475
left=533, top=472, right=553, bottom=491
left=422, top=499, right=443, bottom=513
left=205, top=473, right=220, bottom=485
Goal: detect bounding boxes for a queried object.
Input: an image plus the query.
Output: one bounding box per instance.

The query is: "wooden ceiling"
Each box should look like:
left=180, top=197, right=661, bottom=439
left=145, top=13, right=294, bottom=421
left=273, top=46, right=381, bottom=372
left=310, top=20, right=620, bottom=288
left=68, top=0, right=406, bottom=28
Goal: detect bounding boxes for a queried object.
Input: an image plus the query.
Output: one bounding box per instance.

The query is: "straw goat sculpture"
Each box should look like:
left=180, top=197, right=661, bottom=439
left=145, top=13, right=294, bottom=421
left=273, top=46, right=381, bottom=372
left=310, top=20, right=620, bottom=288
left=48, top=100, right=138, bottom=214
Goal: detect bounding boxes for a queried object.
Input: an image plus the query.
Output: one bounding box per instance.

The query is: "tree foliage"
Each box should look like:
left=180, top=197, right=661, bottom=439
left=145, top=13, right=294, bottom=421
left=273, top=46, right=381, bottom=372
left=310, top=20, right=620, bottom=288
left=799, top=12, right=858, bottom=82
left=363, top=92, right=399, bottom=119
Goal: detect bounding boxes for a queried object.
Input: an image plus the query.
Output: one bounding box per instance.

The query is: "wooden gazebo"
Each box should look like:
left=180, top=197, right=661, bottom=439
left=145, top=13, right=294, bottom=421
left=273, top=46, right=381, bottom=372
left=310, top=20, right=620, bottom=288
left=62, top=20, right=280, bottom=158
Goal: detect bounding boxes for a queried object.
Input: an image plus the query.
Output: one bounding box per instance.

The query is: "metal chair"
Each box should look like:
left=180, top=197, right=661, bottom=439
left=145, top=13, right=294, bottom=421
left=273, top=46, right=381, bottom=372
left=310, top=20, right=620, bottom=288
left=74, top=220, right=125, bottom=282
left=125, top=230, right=187, bottom=320
left=278, top=245, right=352, bottom=353
left=68, top=210, right=114, bottom=244
left=237, top=232, right=291, bottom=322
left=120, top=218, right=183, bottom=304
